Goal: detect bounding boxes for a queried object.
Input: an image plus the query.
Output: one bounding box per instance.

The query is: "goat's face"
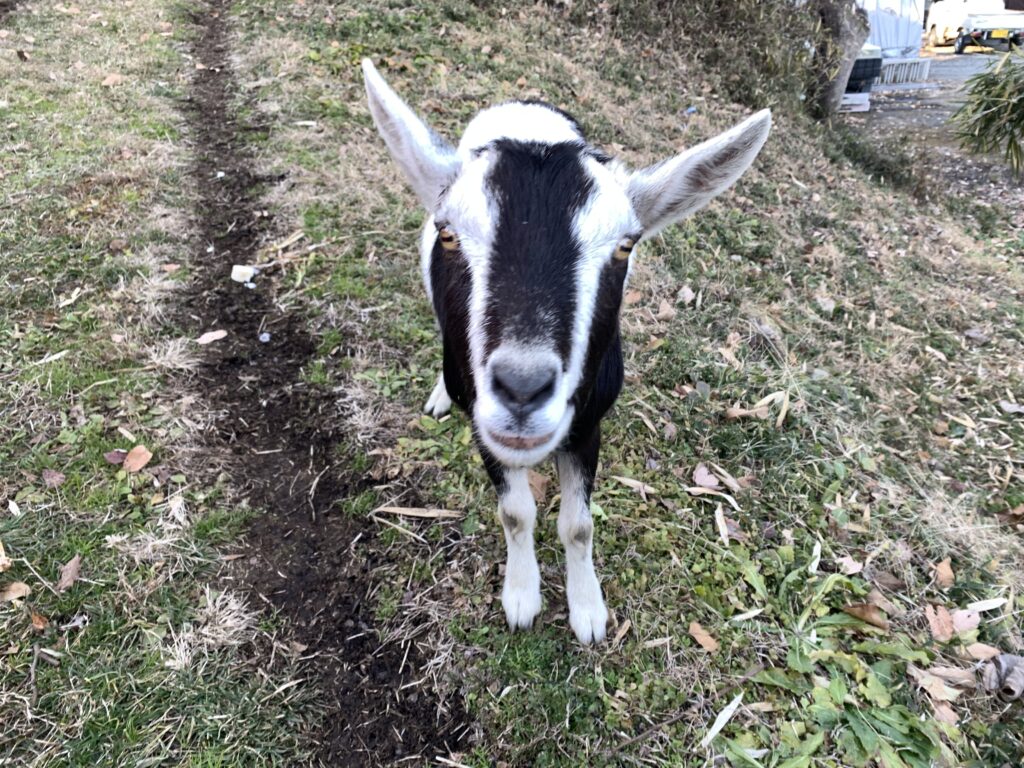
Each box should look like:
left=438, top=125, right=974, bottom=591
left=364, top=60, right=771, bottom=467
left=433, top=137, right=638, bottom=465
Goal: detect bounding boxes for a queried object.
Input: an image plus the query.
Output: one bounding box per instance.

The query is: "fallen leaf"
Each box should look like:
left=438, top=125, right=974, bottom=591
left=101, top=72, right=125, bottom=87
left=951, top=609, right=980, bottom=635
left=933, top=700, right=959, bottom=724
left=908, top=665, right=963, bottom=702
left=967, top=597, right=1007, bottom=612
left=725, top=404, right=770, bottom=420
left=0, top=540, right=11, bottom=573
left=998, top=400, right=1024, bottom=415
left=611, top=475, right=657, bottom=501
left=867, top=588, right=898, bottom=615
left=928, top=665, right=977, bottom=688
left=678, top=285, right=696, bottom=305
left=692, top=463, right=721, bottom=490
left=103, top=448, right=128, bottom=464
left=836, top=556, right=863, bottom=575
left=1, top=581, right=31, bottom=602
left=527, top=470, right=549, bottom=504
left=161, top=263, right=181, bottom=273
left=926, top=604, right=954, bottom=643
left=656, top=299, right=677, bottom=321
left=42, top=469, right=65, bottom=489
left=713, top=504, right=729, bottom=546
left=196, top=329, right=228, bottom=345
left=123, top=445, right=153, bottom=473
left=933, top=558, right=954, bottom=589
left=816, top=295, right=836, bottom=315
left=965, top=642, right=1001, bottom=661
left=688, top=621, right=719, bottom=652
left=57, top=554, right=81, bottom=592
left=842, top=603, right=890, bottom=631
left=624, top=289, right=643, bottom=305
left=663, top=422, right=678, bottom=440
left=31, top=611, right=49, bottom=631
left=700, top=692, right=743, bottom=749
left=709, top=463, right=742, bottom=493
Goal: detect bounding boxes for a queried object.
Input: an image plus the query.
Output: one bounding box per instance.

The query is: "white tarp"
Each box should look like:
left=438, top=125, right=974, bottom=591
left=858, top=0, right=925, bottom=57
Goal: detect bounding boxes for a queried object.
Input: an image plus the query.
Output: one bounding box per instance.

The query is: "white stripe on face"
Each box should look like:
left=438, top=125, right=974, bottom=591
left=564, top=157, right=639, bottom=397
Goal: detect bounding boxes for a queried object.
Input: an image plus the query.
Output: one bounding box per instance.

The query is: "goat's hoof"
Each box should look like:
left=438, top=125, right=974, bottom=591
left=424, top=376, right=452, bottom=417
left=569, top=599, right=609, bottom=645
left=502, top=587, right=542, bottom=632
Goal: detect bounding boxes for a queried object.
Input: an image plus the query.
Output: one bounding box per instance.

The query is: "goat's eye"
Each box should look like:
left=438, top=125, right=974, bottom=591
left=613, top=237, right=635, bottom=261
left=438, top=226, right=460, bottom=253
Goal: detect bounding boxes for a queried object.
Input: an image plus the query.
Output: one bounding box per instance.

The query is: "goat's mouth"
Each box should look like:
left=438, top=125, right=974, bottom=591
left=487, top=429, right=555, bottom=451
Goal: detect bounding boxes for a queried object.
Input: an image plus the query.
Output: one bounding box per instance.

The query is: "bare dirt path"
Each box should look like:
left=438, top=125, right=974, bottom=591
left=181, top=1, right=468, bottom=763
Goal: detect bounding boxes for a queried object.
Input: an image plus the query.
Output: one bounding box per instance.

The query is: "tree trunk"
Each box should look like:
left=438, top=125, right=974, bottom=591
left=812, top=0, right=870, bottom=119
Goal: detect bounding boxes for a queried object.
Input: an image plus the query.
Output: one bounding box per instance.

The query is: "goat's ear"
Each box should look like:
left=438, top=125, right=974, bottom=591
left=628, top=109, right=771, bottom=237
left=362, top=58, right=460, bottom=210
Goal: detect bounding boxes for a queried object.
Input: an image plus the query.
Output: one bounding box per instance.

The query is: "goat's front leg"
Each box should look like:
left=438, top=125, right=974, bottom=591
left=424, top=372, right=452, bottom=417
left=556, top=430, right=608, bottom=644
left=483, top=455, right=542, bottom=631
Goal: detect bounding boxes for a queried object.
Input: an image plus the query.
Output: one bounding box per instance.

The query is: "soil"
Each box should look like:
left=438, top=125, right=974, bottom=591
left=180, top=1, right=469, bottom=764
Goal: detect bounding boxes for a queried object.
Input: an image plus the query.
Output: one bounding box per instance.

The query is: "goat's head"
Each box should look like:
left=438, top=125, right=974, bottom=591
left=363, top=60, right=770, bottom=467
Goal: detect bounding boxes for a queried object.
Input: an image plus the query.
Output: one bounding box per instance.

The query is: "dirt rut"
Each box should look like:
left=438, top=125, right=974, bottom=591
left=181, top=1, right=468, bottom=763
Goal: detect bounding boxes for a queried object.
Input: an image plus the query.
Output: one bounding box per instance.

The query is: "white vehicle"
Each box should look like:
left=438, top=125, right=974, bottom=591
left=927, top=0, right=1024, bottom=52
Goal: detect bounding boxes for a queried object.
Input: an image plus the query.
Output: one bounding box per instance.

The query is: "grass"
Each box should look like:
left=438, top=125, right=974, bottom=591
left=0, top=2, right=316, bottom=765
left=3, top=0, right=1023, bottom=765
left=230, top=0, right=1024, bottom=764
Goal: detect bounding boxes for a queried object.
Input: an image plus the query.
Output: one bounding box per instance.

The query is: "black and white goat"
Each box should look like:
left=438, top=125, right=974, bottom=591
left=363, top=60, right=771, bottom=644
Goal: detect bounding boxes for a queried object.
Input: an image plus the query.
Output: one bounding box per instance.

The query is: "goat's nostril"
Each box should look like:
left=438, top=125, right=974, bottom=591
left=491, top=361, right=558, bottom=413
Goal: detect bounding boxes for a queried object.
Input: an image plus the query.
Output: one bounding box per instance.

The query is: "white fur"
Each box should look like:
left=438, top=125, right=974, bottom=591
left=628, top=109, right=772, bottom=236
left=362, top=59, right=461, bottom=208
left=424, top=373, right=452, bottom=417
left=556, top=454, right=607, bottom=644
left=499, top=469, right=542, bottom=630
left=458, top=103, right=582, bottom=157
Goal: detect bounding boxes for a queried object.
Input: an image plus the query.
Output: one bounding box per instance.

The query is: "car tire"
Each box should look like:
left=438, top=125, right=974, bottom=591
left=953, top=34, right=967, bottom=54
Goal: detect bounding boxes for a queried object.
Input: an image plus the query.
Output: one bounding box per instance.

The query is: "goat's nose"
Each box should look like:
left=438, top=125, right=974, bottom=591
left=491, top=359, right=558, bottom=415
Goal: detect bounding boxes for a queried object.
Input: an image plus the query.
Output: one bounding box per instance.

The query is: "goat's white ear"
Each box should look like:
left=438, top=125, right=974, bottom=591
left=362, top=58, right=460, bottom=210
left=628, top=109, right=771, bottom=237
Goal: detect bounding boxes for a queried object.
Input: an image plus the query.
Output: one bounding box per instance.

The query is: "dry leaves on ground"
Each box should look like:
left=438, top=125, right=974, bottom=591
left=57, top=554, right=81, bottom=592
left=196, top=329, right=227, bottom=345
left=934, top=558, right=955, bottom=589
left=688, top=621, right=719, bottom=653
left=1, top=581, right=31, bottom=602
left=842, top=603, right=890, bottom=631
left=123, top=445, right=153, bottom=473
left=42, top=469, right=66, bottom=488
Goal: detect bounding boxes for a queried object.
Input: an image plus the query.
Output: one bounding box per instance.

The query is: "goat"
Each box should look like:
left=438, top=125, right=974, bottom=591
left=362, top=59, right=771, bottom=644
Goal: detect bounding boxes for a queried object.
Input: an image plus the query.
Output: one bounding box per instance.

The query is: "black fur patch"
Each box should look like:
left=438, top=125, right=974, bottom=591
left=483, top=140, right=595, bottom=363
left=429, top=237, right=474, bottom=413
